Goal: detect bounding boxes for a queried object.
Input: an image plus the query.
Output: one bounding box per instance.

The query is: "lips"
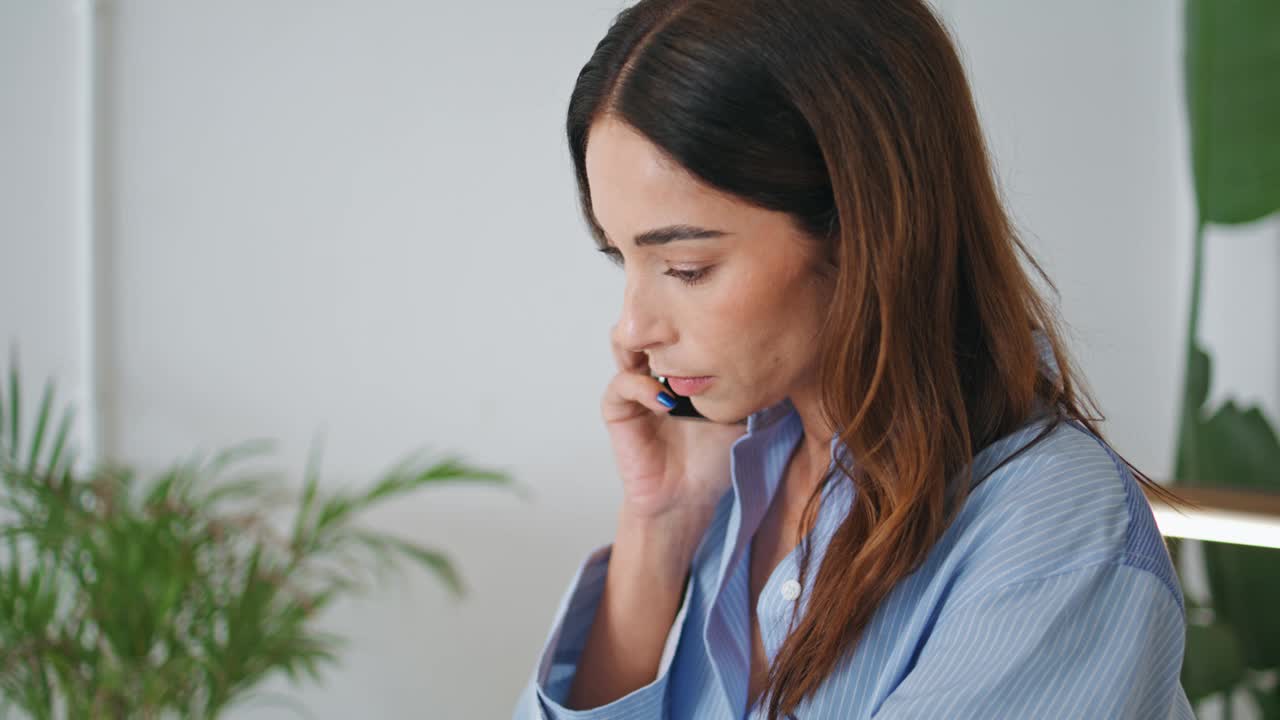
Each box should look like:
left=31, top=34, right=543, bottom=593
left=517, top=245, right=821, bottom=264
left=665, top=376, right=714, bottom=396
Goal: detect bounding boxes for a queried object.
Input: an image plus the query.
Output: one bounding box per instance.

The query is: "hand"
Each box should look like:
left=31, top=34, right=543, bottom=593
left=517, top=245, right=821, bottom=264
left=601, top=324, right=747, bottom=530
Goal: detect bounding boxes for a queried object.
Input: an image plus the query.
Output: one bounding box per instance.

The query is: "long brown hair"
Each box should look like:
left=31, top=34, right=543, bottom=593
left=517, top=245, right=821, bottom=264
left=565, top=1, right=1188, bottom=717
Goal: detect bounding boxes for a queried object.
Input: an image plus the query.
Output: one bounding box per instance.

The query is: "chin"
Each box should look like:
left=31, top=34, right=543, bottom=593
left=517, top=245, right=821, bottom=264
left=692, top=400, right=751, bottom=426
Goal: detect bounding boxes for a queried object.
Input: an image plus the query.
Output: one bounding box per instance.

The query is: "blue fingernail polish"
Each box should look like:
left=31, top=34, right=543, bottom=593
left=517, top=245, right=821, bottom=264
left=657, top=391, right=677, bottom=409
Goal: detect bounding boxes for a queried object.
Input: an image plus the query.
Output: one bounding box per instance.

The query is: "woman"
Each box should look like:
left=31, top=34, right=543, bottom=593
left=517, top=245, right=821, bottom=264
left=513, top=0, right=1194, bottom=718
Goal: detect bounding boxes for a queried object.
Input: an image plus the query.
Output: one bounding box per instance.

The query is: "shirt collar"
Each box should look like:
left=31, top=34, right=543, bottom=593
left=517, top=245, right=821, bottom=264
left=744, top=397, right=848, bottom=474
left=746, top=396, right=796, bottom=435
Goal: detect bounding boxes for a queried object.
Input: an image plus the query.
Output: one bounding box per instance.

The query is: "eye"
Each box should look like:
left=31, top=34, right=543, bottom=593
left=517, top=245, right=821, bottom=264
left=598, top=246, right=711, bottom=287
left=665, top=266, right=712, bottom=286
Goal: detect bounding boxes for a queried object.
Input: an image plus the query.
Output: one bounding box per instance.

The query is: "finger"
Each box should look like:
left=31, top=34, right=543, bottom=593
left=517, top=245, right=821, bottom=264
left=601, top=370, right=676, bottom=424
left=609, top=323, right=652, bottom=376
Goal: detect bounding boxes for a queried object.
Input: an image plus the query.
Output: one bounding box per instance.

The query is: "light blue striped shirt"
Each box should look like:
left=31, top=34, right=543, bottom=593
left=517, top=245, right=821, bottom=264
left=513, top=336, right=1194, bottom=719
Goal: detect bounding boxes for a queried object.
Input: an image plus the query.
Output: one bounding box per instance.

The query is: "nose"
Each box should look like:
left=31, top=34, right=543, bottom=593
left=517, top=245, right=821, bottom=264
left=614, top=275, right=673, bottom=354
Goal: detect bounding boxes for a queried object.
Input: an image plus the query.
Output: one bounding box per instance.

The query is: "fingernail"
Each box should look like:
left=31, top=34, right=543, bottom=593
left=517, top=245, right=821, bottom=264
left=656, top=391, right=677, bottom=409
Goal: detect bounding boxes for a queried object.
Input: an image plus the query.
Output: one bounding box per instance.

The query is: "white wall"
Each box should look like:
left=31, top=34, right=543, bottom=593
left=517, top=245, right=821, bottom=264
left=1, top=1, right=84, bottom=435
left=2, top=1, right=1275, bottom=718
left=942, top=0, right=1279, bottom=450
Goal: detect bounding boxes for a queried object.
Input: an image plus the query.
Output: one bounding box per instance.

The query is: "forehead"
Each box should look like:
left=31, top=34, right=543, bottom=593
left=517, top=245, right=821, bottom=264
left=584, top=119, right=739, bottom=242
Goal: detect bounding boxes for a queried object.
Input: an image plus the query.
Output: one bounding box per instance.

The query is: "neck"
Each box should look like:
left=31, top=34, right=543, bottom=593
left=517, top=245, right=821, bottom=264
left=785, top=389, right=839, bottom=499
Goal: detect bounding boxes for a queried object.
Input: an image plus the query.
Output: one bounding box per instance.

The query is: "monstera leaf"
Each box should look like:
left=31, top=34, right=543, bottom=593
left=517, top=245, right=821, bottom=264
left=1175, top=0, right=1280, bottom=714
left=1184, top=0, right=1280, bottom=225
left=1179, top=347, right=1280, bottom=671
left=1182, top=615, right=1247, bottom=702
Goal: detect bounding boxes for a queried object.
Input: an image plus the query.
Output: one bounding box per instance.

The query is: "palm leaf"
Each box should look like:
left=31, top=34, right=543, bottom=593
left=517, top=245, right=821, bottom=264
left=0, top=349, right=519, bottom=717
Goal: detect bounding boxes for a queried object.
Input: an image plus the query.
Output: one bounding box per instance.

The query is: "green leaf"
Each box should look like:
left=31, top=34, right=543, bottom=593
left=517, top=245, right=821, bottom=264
left=1201, top=539, right=1280, bottom=671
left=44, top=403, right=75, bottom=482
left=1200, top=400, right=1280, bottom=491
left=1175, top=341, right=1213, bottom=483
left=204, top=472, right=279, bottom=507
left=291, top=431, right=327, bottom=552
left=0, top=351, right=510, bottom=716
left=351, top=530, right=465, bottom=597
left=203, top=437, right=277, bottom=479
left=5, top=352, right=21, bottom=464
left=1186, top=342, right=1211, bottom=418
left=1253, top=682, right=1280, bottom=720
left=383, top=536, right=465, bottom=598
left=1182, top=621, right=1248, bottom=703
left=24, top=379, right=53, bottom=480
left=356, top=451, right=519, bottom=514
left=1185, top=0, right=1280, bottom=224
left=1185, top=398, right=1280, bottom=670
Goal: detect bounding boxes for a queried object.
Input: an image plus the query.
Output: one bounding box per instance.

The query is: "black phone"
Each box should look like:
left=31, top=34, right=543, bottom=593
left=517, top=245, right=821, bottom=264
left=656, top=375, right=709, bottom=420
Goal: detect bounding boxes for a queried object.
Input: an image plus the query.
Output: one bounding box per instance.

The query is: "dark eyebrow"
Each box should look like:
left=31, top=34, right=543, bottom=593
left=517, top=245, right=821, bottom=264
left=605, top=224, right=731, bottom=248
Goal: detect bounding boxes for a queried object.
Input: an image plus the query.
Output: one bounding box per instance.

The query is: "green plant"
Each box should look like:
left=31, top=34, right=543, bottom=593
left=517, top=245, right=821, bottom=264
left=0, top=352, right=525, bottom=719
left=1173, top=0, right=1280, bottom=717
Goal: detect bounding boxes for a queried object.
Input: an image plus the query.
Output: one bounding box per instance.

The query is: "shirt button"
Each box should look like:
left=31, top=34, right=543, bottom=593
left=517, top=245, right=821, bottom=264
left=780, top=579, right=801, bottom=600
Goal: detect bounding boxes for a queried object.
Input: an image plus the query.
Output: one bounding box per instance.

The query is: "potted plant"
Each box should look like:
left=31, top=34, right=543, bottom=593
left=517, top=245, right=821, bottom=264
left=0, top=351, right=525, bottom=718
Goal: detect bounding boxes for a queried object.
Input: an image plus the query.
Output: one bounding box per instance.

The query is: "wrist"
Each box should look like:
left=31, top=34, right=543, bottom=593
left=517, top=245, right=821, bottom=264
left=613, top=506, right=704, bottom=587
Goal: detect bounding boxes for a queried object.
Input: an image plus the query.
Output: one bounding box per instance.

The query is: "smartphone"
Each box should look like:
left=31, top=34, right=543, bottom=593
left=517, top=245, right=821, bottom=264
left=655, top=375, right=709, bottom=420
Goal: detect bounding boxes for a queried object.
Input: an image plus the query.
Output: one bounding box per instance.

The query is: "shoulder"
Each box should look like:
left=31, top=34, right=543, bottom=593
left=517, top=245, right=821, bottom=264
left=943, top=415, right=1183, bottom=611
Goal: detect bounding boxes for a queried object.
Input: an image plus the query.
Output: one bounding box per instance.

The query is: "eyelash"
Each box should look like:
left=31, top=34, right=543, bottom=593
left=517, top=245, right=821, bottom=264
left=598, top=247, right=712, bottom=287
left=666, top=267, right=711, bottom=286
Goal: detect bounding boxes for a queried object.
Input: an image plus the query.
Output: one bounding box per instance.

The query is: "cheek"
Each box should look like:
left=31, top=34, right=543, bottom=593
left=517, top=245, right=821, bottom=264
left=703, top=285, right=758, bottom=341
left=715, top=268, right=792, bottom=330
left=702, top=284, right=787, bottom=366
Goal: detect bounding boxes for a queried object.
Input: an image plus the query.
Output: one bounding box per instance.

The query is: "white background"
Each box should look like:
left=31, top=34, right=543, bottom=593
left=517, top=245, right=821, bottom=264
left=2, top=1, right=1276, bottom=718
